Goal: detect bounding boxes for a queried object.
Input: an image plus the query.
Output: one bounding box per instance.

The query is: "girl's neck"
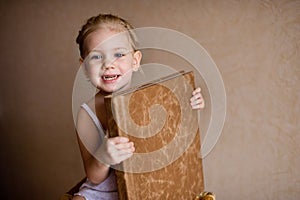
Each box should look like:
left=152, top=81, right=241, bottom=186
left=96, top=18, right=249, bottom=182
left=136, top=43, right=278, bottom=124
left=98, top=90, right=111, bottom=96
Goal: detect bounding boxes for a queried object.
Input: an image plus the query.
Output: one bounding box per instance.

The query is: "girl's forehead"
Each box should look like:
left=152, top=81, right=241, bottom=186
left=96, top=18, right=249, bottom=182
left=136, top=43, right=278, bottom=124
left=85, top=29, right=131, bottom=52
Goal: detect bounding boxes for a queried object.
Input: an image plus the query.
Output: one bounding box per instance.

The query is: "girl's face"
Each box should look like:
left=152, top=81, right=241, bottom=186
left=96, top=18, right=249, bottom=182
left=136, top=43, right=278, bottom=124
left=82, top=28, right=142, bottom=93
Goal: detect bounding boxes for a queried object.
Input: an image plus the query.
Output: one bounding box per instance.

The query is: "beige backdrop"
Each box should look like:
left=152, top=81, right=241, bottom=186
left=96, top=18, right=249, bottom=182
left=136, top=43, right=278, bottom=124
left=0, top=0, right=299, bottom=199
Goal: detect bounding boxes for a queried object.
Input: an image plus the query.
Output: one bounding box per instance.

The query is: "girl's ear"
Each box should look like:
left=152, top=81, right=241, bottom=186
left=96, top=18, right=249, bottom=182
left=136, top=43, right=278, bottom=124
left=132, top=50, right=142, bottom=72
left=79, top=58, right=89, bottom=79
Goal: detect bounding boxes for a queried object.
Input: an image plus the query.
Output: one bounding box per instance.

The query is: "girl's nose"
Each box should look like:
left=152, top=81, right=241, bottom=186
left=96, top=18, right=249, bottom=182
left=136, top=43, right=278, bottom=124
left=103, top=59, right=115, bottom=70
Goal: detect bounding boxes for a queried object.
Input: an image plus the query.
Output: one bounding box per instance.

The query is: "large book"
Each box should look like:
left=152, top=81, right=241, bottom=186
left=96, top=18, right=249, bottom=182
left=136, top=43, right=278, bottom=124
left=104, top=71, right=204, bottom=200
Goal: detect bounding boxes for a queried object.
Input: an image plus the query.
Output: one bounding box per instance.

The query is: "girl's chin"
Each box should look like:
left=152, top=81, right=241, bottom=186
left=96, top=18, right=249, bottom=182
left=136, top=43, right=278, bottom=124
left=99, top=81, right=131, bottom=94
left=97, top=86, right=115, bottom=94
left=98, top=85, right=121, bottom=94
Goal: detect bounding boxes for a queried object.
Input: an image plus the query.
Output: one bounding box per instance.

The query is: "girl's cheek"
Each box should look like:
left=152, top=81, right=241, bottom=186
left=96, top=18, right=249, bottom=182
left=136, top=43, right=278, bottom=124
left=89, top=66, right=99, bottom=74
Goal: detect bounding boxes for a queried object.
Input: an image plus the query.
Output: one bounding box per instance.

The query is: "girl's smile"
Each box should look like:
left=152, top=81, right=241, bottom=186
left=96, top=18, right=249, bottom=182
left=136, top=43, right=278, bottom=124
left=102, top=74, right=120, bottom=82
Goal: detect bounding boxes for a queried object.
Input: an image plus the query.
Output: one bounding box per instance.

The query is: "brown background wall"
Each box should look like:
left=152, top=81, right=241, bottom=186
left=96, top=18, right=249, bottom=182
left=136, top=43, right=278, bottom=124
left=0, top=0, right=299, bottom=199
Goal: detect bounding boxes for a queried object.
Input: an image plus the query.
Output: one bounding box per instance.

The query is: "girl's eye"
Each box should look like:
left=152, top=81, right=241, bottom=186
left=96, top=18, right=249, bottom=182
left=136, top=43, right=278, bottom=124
left=91, top=55, right=102, bottom=60
left=114, top=53, right=126, bottom=58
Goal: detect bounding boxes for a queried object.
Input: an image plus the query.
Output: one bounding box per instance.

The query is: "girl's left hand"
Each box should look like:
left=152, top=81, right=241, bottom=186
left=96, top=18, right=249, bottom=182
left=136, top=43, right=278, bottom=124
left=190, top=87, right=205, bottom=110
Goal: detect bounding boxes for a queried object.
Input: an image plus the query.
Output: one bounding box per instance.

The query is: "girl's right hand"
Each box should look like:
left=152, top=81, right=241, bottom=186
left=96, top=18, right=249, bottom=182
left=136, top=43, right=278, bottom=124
left=97, top=136, right=135, bottom=166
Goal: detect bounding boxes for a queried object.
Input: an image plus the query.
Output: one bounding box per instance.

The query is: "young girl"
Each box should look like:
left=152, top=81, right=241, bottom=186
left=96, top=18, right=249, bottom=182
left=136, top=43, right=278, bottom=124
left=73, top=14, right=205, bottom=200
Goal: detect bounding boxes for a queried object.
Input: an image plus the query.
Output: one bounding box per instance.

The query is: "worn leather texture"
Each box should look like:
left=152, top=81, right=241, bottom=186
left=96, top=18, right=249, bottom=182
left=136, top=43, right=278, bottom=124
left=105, top=72, right=204, bottom=200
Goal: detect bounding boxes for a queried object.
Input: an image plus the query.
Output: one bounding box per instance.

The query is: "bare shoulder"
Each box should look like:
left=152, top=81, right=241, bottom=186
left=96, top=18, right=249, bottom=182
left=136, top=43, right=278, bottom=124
left=76, top=106, right=100, bottom=166
left=76, top=93, right=107, bottom=132
left=76, top=105, right=101, bottom=151
left=76, top=105, right=92, bottom=128
left=76, top=97, right=96, bottom=127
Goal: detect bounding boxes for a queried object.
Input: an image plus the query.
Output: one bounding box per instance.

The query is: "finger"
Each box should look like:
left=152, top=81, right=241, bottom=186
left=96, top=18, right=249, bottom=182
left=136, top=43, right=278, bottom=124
left=108, top=136, right=129, bottom=144
left=115, top=142, right=134, bottom=151
left=192, top=87, right=201, bottom=95
left=190, top=92, right=203, bottom=102
left=191, top=104, right=204, bottom=110
left=190, top=98, right=204, bottom=106
left=191, top=99, right=205, bottom=106
left=198, top=102, right=205, bottom=109
left=115, top=152, right=134, bottom=163
left=191, top=103, right=205, bottom=110
left=107, top=151, right=133, bottom=165
left=191, top=100, right=205, bottom=109
left=118, top=146, right=135, bottom=154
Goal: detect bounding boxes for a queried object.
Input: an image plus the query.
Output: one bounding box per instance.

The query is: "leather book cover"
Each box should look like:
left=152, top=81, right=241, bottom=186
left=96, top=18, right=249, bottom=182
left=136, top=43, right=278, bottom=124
left=104, top=71, right=204, bottom=200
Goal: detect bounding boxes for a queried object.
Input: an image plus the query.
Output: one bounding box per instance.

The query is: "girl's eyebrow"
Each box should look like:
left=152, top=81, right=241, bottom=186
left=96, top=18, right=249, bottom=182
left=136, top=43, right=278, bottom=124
left=89, top=47, right=130, bottom=53
left=112, top=47, right=131, bottom=51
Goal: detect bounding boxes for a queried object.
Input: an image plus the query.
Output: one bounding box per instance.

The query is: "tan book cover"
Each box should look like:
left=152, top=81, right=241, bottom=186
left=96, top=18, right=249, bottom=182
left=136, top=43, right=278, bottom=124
left=105, top=71, right=204, bottom=200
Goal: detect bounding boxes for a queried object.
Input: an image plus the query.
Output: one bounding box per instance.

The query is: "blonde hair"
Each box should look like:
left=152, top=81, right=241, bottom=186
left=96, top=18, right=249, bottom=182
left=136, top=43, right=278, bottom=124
left=76, top=13, right=138, bottom=58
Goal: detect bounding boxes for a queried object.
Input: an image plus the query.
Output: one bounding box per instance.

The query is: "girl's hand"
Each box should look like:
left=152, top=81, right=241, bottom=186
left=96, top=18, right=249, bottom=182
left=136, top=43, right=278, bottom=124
left=97, top=136, right=135, bottom=166
left=190, top=87, right=205, bottom=110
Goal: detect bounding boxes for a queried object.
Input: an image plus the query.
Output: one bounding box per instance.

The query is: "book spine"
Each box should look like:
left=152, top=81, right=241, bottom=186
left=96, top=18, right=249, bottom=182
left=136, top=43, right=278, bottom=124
left=104, top=96, right=129, bottom=200
left=104, top=97, right=118, bottom=137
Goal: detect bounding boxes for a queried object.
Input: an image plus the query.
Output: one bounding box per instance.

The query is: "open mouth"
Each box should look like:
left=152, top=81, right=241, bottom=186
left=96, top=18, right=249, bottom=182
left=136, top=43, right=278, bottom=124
left=102, top=74, right=120, bottom=81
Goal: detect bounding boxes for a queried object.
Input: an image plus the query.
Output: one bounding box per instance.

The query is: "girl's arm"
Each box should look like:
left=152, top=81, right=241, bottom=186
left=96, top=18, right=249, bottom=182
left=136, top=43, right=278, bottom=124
left=76, top=131, right=110, bottom=184
left=76, top=107, right=134, bottom=184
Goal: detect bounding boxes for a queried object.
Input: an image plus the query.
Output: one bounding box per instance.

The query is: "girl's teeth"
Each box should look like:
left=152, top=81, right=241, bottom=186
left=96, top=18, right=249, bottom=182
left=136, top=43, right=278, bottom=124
left=103, top=75, right=118, bottom=80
